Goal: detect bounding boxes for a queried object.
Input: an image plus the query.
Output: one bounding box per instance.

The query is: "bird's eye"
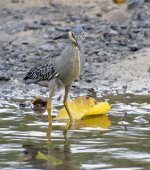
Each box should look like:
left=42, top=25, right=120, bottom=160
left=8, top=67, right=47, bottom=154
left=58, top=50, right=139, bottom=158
left=71, top=32, right=76, bottom=39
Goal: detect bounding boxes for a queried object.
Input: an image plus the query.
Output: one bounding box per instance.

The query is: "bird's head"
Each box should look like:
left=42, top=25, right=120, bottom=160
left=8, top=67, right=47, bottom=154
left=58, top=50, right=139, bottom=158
left=69, top=26, right=84, bottom=48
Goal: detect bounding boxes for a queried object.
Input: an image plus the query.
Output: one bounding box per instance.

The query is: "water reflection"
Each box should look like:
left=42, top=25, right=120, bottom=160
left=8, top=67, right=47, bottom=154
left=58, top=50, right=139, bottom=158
left=21, top=123, right=80, bottom=170
left=0, top=94, right=150, bottom=170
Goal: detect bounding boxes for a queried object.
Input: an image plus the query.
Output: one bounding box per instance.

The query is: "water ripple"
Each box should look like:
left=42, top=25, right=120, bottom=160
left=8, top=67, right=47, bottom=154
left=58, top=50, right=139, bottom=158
left=0, top=94, right=150, bottom=170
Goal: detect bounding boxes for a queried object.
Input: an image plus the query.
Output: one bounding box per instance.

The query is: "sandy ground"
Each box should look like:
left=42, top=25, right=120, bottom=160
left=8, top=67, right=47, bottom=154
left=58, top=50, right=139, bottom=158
left=98, top=47, right=150, bottom=93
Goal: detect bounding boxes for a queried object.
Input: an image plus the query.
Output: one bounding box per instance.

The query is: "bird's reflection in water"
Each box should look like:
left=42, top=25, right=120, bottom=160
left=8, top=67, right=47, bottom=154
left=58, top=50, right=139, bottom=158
left=22, top=121, right=78, bottom=170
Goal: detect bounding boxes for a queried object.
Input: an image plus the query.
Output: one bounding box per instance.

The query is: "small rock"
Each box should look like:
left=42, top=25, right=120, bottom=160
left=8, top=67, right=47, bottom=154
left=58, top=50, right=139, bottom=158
left=120, top=24, right=127, bottom=29
left=86, top=79, right=92, bottom=83
left=83, top=15, right=90, bottom=22
left=51, top=34, right=68, bottom=40
left=13, top=15, right=24, bottom=20
left=144, top=30, right=150, bottom=38
left=11, top=0, right=19, bottom=3
left=86, top=25, right=95, bottom=30
left=0, top=75, right=10, bottom=81
left=24, top=24, right=40, bottom=30
left=110, top=24, right=120, bottom=31
left=109, top=29, right=119, bottom=36
left=128, top=0, right=144, bottom=10
left=137, top=13, right=146, bottom=21
left=128, top=44, right=139, bottom=51
left=21, top=41, right=29, bottom=45
left=40, top=19, right=51, bottom=26
left=55, top=26, right=70, bottom=32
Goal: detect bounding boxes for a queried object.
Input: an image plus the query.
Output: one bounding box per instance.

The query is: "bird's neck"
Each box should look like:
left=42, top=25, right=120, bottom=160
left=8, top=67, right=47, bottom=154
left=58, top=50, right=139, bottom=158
left=70, top=40, right=82, bottom=53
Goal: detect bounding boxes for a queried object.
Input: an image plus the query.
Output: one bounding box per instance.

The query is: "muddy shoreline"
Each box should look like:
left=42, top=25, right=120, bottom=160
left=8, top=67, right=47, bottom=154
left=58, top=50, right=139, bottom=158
left=0, top=0, right=150, bottom=96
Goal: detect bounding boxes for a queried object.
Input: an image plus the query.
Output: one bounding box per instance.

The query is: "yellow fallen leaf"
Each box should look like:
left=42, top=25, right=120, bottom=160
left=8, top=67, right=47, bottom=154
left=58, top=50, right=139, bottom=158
left=56, top=96, right=111, bottom=120
left=56, top=96, right=97, bottom=120
left=36, top=151, right=47, bottom=160
left=81, top=115, right=111, bottom=128
left=36, top=151, right=63, bottom=166
left=82, top=102, right=111, bottom=119
left=60, top=115, right=111, bottom=130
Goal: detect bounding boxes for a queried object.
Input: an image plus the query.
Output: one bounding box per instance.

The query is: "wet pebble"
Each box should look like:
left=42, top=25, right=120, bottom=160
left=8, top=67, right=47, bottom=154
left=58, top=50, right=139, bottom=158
left=13, top=15, right=24, bottom=20
left=55, top=26, right=70, bottom=32
left=24, top=24, right=41, bottom=30
left=50, top=33, right=68, bottom=40
left=128, top=0, right=144, bottom=10
left=11, top=0, right=19, bottom=3
left=144, top=30, right=150, bottom=38
left=137, top=13, right=146, bottom=21
left=40, top=19, right=51, bottom=26
left=128, top=43, right=139, bottom=51
left=21, top=41, right=29, bottom=45
left=0, top=75, right=10, bottom=81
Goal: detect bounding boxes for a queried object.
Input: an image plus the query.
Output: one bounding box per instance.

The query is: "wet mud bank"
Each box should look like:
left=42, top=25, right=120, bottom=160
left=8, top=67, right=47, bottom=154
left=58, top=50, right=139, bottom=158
left=0, top=0, right=150, bottom=96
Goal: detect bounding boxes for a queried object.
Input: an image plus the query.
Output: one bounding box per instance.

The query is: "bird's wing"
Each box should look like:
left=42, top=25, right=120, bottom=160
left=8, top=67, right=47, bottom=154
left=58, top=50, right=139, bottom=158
left=24, top=50, right=61, bottom=83
left=36, top=50, right=61, bottom=66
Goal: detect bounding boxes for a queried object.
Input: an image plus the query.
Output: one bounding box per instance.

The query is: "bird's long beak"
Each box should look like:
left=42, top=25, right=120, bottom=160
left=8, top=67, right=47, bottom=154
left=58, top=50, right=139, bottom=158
left=76, top=38, right=82, bottom=50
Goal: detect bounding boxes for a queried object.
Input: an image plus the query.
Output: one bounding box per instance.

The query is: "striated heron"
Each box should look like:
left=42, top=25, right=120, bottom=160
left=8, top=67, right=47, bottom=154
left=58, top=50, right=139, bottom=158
left=23, top=26, right=85, bottom=124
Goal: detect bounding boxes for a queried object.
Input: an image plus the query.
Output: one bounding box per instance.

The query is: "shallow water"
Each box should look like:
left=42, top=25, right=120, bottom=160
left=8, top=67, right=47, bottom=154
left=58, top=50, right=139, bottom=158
left=0, top=93, right=150, bottom=170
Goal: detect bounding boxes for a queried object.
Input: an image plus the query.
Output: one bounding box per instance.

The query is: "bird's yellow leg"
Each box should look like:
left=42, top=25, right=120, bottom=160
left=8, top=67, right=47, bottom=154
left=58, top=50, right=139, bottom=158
left=64, top=97, right=73, bottom=122
left=64, top=86, right=73, bottom=122
left=47, top=123, right=52, bottom=144
left=47, top=99, right=52, bottom=125
left=63, top=123, right=72, bottom=145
